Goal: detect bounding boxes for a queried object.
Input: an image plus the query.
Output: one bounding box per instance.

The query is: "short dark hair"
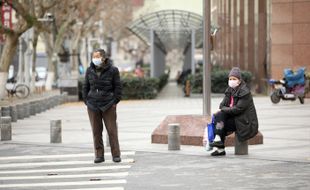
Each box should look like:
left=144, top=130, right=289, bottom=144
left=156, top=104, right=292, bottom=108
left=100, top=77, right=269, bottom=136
left=93, top=49, right=106, bottom=58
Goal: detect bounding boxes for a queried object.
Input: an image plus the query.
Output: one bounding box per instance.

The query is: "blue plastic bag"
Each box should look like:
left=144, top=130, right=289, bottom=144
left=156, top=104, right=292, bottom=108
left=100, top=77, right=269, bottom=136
left=207, top=115, right=215, bottom=143
left=203, top=115, right=215, bottom=151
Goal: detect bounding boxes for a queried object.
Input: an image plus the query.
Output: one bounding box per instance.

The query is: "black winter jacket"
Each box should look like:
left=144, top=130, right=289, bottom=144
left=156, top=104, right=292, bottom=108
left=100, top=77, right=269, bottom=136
left=82, top=60, right=122, bottom=112
left=219, top=81, right=258, bottom=141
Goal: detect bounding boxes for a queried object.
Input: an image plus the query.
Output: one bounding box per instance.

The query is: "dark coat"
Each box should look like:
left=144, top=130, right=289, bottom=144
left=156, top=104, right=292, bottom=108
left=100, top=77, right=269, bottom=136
left=219, top=80, right=258, bottom=141
left=82, top=60, right=122, bottom=112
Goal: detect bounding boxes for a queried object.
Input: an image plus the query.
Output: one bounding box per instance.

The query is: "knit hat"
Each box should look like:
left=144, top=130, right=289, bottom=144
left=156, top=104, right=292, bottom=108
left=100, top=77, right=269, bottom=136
left=228, top=67, right=241, bottom=79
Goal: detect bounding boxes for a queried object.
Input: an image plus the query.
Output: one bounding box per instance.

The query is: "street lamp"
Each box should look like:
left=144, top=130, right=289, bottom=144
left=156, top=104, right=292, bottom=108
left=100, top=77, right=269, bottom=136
left=203, top=0, right=211, bottom=116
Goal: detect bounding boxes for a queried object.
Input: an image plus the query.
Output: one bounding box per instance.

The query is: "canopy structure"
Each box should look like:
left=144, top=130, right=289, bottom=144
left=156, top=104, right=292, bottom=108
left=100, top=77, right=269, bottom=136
left=127, top=9, right=203, bottom=77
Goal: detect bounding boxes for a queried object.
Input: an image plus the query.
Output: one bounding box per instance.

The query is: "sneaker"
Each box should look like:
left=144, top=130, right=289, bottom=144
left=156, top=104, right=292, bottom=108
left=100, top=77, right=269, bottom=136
left=94, top=157, right=105, bottom=163
left=211, top=149, right=226, bottom=156
left=113, top=157, right=121, bottom=163
left=209, top=141, right=225, bottom=148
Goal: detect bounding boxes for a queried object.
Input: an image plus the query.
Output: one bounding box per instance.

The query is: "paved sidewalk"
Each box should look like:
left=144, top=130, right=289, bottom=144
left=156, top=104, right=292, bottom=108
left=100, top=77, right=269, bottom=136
left=1, top=82, right=310, bottom=189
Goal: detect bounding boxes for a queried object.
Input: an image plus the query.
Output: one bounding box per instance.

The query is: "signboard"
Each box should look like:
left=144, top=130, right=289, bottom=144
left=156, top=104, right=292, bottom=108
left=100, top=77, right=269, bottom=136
left=0, top=1, right=12, bottom=43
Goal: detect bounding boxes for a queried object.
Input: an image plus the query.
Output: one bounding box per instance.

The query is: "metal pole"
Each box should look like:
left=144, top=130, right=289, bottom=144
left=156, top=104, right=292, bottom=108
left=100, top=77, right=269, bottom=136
left=150, top=29, right=155, bottom=78
left=191, top=29, right=196, bottom=75
left=203, top=0, right=211, bottom=116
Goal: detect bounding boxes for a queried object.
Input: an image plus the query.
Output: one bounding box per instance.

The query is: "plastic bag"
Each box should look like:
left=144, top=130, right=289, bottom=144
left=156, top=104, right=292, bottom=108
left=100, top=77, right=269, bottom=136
left=203, top=115, right=215, bottom=151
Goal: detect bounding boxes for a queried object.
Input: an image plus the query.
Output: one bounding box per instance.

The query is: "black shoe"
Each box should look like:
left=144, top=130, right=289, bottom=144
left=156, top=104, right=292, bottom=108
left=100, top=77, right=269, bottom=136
left=211, top=150, right=226, bottom=156
left=113, top=157, right=121, bottom=163
left=209, top=141, right=225, bottom=148
left=94, top=157, right=105, bottom=163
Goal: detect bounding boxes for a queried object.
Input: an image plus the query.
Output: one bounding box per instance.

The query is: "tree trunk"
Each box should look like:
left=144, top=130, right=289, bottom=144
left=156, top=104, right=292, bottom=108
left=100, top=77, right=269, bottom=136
left=30, top=27, right=40, bottom=93
left=0, top=35, right=19, bottom=99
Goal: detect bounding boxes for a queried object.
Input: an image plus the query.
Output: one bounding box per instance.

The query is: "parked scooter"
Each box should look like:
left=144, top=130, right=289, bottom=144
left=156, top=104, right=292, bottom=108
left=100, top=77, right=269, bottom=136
left=268, top=67, right=308, bottom=104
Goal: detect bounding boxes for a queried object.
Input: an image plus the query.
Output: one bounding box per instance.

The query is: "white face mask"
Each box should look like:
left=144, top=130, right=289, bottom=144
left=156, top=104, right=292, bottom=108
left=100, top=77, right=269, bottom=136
left=228, top=80, right=240, bottom=88
left=92, top=58, right=102, bottom=66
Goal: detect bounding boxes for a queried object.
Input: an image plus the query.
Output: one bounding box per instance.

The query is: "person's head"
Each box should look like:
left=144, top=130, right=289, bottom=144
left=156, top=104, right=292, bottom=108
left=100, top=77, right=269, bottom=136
left=92, top=49, right=106, bottom=67
left=228, top=67, right=241, bottom=88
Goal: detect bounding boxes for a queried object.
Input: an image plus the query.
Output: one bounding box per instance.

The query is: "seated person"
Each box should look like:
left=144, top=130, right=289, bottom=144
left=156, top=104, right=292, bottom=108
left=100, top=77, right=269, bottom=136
left=210, top=67, right=259, bottom=156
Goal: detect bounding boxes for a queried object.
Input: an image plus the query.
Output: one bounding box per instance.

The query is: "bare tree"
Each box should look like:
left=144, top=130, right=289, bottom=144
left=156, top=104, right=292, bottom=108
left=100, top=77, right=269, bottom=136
left=0, top=0, right=58, bottom=98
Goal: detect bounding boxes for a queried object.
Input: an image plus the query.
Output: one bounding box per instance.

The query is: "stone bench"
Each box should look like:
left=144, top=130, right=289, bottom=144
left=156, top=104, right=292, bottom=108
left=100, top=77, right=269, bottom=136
left=151, top=115, right=263, bottom=149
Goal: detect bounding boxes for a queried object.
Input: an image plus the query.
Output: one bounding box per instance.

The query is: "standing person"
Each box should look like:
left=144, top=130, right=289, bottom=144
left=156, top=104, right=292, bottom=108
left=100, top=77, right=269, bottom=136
left=83, top=49, right=122, bottom=163
left=210, top=67, right=258, bottom=156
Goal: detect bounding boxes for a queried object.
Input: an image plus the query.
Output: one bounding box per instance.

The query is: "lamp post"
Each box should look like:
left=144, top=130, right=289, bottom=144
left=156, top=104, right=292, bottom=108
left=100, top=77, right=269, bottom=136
left=203, top=0, right=211, bottom=116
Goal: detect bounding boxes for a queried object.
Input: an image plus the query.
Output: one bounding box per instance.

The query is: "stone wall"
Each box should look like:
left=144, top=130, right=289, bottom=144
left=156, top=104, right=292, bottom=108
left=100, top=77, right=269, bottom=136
left=271, top=0, right=310, bottom=79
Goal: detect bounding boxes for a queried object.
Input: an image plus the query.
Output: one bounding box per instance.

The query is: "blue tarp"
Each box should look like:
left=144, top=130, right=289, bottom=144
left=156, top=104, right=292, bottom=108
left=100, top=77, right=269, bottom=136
left=284, top=67, right=305, bottom=88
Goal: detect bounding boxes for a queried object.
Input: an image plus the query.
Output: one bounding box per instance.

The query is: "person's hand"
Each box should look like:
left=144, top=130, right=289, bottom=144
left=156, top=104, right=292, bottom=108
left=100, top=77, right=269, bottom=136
left=214, top=109, right=221, bottom=115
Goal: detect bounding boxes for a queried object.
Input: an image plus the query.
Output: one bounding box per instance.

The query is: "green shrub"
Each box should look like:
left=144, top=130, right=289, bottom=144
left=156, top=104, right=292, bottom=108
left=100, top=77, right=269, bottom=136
left=158, top=72, right=170, bottom=91
left=121, top=76, right=159, bottom=100
left=78, top=72, right=169, bottom=101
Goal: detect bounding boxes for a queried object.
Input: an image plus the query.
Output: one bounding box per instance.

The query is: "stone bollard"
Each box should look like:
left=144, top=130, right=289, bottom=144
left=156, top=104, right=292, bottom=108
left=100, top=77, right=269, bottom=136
left=234, top=136, right=248, bottom=155
left=16, top=104, right=25, bottom=120
left=168, top=123, right=180, bottom=150
left=34, top=101, right=41, bottom=114
left=50, top=120, right=62, bottom=143
left=10, top=105, right=17, bottom=122
left=1, top=106, right=11, bottom=117
left=1, top=116, right=12, bottom=141
left=30, top=101, right=36, bottom=116
left=24, top=103, right=30, bottom=118
left=46, top=98, right=52, bottom=110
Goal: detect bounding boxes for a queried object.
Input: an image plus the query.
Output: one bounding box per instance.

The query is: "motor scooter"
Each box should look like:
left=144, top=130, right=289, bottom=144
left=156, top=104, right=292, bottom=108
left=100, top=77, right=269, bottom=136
left=268, top=68, right=308, bottom=104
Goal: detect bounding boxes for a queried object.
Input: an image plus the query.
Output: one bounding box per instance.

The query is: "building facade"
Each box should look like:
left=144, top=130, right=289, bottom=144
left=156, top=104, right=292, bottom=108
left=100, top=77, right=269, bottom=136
left=212, top=0, right=310, bottom=93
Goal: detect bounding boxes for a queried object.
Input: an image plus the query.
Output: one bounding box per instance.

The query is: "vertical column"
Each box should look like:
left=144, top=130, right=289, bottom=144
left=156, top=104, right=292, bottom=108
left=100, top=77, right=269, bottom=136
left=223, top=0, right=227, bottom=68
left=153, top=44, right=166, bottom=77
left=218, top=0, right=223, bottom=66
left=228, top=0, right=232, bottom=67
left=233, top=0, right=238, bottom=66
left=150, top=29, right=155, bottom=78
left=203, top=0, right=212, bottom=116
left=257, top=0, right=267, bottom=93
left=191, top=29, right=196, bottom=75
left=239, top=0, right=245, bottom=70
left=247, top=0, right=255, bottom=74
left=183, top=45, right=191, bottom=71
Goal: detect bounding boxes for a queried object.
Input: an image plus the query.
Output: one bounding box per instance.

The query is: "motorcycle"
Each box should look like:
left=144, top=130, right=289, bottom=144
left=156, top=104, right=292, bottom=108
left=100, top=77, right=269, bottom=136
left=268, top=67, right=308, bottom=104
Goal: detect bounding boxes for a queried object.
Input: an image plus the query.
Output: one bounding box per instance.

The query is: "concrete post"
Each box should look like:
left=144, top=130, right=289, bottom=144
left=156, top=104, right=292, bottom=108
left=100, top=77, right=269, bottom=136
left=16, top=104, right=25, bottom=120
left=50, top=120, right=62, bottom=143
left=34, top=101, right=40, bottom=114
left=1, top=106, right=11, bottom=117
left=24, top=103, right=30, bottom=118
left=168, top=123, right=180, bottom=150
left=1, top=116, right=12, bottom=141
left=10, top=105, right=17, bottom=122
left=30, top=101, right=36, bottom=115
left=234, top=136, right=248, bottom=155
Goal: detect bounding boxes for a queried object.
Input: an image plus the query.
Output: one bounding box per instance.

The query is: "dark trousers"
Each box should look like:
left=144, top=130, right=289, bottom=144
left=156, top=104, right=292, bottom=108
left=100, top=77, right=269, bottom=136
left=87, top=106, right=120, bottom=158
left=214, top=111, right=236, bottom=143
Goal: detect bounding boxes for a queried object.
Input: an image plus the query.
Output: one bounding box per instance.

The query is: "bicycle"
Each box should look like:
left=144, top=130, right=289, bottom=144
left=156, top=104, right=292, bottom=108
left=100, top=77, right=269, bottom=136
left=6, top=78, right=30, bottom=99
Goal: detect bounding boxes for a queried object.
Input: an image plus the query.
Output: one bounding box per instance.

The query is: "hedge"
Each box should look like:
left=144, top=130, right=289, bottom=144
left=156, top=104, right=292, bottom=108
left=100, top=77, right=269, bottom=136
left=78, top=73, right=169, bottom=101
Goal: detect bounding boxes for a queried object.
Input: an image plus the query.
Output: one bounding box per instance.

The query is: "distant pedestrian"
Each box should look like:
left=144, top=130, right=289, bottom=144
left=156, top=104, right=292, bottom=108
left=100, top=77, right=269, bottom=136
left=83, top=48, right=122, bottom=163
left=210, top=67, right=258, bottom=156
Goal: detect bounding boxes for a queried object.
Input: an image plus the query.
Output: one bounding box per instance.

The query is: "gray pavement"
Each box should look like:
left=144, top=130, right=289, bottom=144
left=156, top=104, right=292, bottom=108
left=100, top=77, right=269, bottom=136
left=0, top=82, right=310, bottom=189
